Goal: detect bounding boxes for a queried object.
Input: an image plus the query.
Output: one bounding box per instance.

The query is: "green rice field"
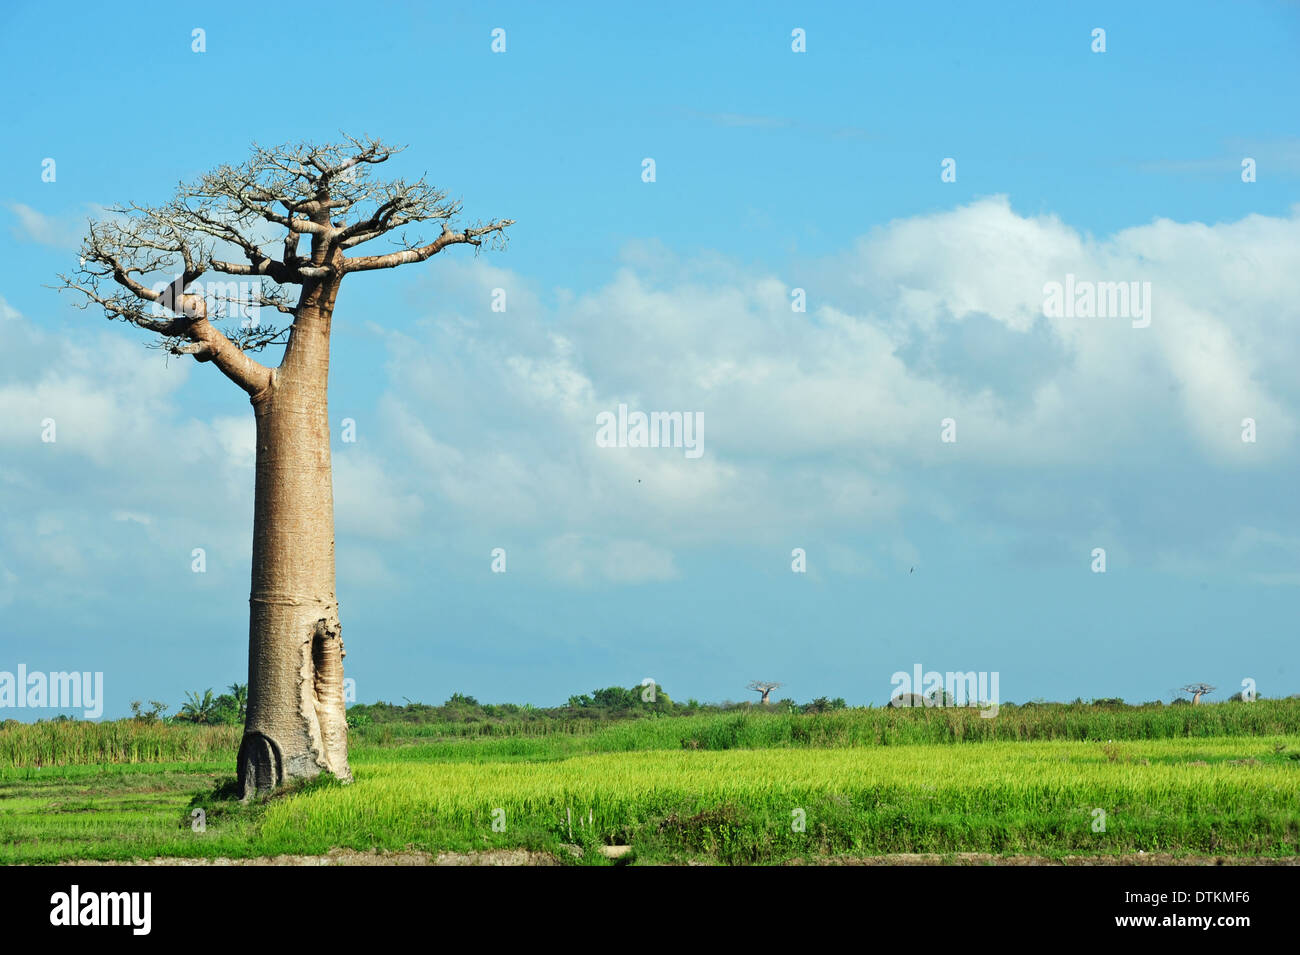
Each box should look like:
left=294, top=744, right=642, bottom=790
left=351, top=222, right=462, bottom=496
left=2, top=704, right=1298, bottom=865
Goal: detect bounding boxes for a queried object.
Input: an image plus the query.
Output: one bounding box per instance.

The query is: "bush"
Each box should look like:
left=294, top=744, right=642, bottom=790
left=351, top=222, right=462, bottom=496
left=128, top=700, right=169, bottom=724
left=801, top=696, right=848, bottom=714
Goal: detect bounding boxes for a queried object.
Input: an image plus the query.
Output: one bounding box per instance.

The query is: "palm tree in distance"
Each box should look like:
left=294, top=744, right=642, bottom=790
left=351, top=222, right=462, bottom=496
left=228, top=683, right=249, bottom=722
left=179, top=689, right=218, bottom=724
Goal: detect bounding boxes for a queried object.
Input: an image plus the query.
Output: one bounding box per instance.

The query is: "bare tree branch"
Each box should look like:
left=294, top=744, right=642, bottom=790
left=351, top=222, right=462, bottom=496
left=341, top=220, right=515, bottom=272
left=56, top=219, right=274, bottom=395
left=55, top=134, right=512, bottom=397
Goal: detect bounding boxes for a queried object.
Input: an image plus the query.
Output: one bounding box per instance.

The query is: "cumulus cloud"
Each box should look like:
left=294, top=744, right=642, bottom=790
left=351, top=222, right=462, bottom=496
left=0, top=306, right=254, bottom=609
left=541, top=534, right=680, bottom=585
left=333, top=450, right=425, bottom=541
left=3, top=197, right=1299, bottom=607
left=6, top=203, right=98, bottom=249
left=350, top=198, right=1300, bottom=587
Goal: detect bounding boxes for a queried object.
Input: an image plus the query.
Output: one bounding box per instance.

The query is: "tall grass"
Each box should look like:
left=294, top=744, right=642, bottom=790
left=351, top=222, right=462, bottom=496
left=4, top=700, right=1297, bottom=768
left=355, top=699, right=1300, bottom=760
left=0, top=720, right=239, bottom=767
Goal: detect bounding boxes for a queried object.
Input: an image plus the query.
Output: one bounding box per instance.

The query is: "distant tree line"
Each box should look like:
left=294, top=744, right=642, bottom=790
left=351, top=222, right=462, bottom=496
left=344, top=685, right=849, bottom=727
left=15, top=680, right=1286, bottom=727
left=124, top=684, right=247, bottom=726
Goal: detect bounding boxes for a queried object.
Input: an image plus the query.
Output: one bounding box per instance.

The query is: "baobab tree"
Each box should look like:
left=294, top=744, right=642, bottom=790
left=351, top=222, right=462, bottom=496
left=1180, top=682, right=1216, bottom=705
left=747, top=680, right=783, bottom=704
left=57, top=136, right=513, bottom=797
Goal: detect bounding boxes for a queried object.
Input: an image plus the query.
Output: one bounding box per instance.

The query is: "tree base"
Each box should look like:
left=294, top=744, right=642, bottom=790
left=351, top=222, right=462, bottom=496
left=237, top=732, right=283, bottom=799
left=237, top=731, right=352, bottom=800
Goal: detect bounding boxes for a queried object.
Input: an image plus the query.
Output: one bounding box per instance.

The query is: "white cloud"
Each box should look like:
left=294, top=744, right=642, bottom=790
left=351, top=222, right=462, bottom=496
left=0, top=310, right=256, bottom=606
left=4, top=197, right=1300, bottom=601
left=333, top=450, right=425, bottom=541
left=6, top=203, right=96, bottom=249
left=110, top=510, right=153, bottom=525
left=356, top=197, right=1300, bottom=582
left=541, top=534, right=679, bottom=584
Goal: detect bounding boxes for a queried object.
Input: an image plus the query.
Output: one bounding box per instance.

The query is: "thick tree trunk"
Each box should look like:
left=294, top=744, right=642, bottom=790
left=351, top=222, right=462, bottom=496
left=237, top=281, right=351, bottom=797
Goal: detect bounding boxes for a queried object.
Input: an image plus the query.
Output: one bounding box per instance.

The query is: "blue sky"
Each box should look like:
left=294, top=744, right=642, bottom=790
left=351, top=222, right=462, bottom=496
left=1, top=1, right=1298, bottom=717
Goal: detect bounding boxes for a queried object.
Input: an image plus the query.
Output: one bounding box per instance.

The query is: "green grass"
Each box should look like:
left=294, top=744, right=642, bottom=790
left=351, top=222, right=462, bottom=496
left=263, top=738, right=1300, bottom=863
left=3, top=732, right=1297, bottom=865
left=0, top=763, right=255, bottom=863
left=347, top=701, right=1300, bottom=763
left=0, top=720, right=240, bottom=767
left=5, top=701, right=1299, bottom=770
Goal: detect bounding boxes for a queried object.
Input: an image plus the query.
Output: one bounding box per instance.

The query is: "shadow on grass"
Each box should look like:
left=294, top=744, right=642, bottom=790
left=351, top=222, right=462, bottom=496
left=183, top=772, right=346, bottom=829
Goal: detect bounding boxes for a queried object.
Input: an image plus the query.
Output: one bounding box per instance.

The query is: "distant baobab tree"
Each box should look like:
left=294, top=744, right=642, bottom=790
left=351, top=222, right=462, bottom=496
left=747, top=680, right=783, bottom=704
left=1180, top=683, right=1216, bottom=705
left=58, top=136, right=513, bottom=797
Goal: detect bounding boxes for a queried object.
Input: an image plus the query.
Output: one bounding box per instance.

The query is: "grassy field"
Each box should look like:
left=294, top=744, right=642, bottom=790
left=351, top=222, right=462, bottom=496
left=2, top=704, right=1298, bottom=865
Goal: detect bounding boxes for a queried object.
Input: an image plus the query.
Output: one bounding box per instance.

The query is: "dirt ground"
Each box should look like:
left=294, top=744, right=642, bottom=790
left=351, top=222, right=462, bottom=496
left=63, top=848, right=558, bottom=866
left=60, top=849, right=1300, bottom=866
left=792, top=852, right=1300, bottom=866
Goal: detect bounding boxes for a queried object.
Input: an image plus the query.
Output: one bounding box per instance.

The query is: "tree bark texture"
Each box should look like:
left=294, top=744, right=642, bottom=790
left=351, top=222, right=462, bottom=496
left=238, top=281, right=351, bottom=797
